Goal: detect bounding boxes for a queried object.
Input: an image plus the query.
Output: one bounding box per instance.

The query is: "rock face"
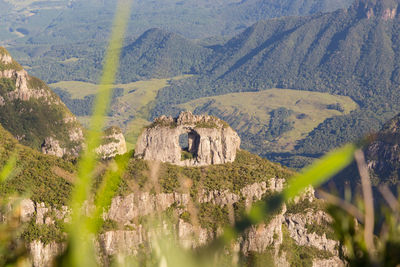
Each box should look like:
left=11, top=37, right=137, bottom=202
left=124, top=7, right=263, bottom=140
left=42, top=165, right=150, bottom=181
left=0, top=47, right=84, bottom=157
left=30, top=241, right=65, bottom=267
left=95, top=126, right=127, bottom=159
left=135, top=112, right=240, bottom=166
left=365, top=113, right=400, bottom=184
left=14, top=180, right=343, bottom=266
left=353, top=0, right=400, bottom=20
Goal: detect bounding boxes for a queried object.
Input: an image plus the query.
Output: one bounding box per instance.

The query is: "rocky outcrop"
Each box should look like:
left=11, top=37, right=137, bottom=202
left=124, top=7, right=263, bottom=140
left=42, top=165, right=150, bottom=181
left=11, top=181, right=342, bottom=266
left=105, top=192, right=190, bottom=223
left=353, top=0, right=400, bottom=20
left=365, top=113, right=400, bottom=184
left=95, top=126, right=127, bottom=159
left=135, top=112, right=240, bottom=166
left=30, top=241, right=65, bottom=267
left=41, top=137, right=66, bottom=158
left=285, top=210, right=339, bottom=255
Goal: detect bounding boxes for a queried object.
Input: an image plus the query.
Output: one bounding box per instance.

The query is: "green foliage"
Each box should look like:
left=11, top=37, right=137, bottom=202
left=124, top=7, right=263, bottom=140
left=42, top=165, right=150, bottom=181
left=179, top=211, right=191, bottom=223
left=158, top=164, right=180, bottom=193
left=198, top=203, right=230, bottom=231
left=0, top=98, right=73, bottom=150
left=53, top=87, right=124, bottom=116
left=194, top=121, right=220, bottom=129
left=286, top=199, right=316, bottom=214
left=100, top=219, right=118, bottom=233
left=266, top=107, right=294, bottom=140
left=181, top=150, right=194, bottom=161
left=27, top=76, right=48, bottom=90
left=22, top=219, right=66, bottom=245
left=121, top=158, right=149, bottom=192
left=0, top=125, right=75, bottom=206
left=305, top=222, right=336, bottom=240
left=245, top=249, right=275, bottom=267
left=0, top=78, right=16, bottom=93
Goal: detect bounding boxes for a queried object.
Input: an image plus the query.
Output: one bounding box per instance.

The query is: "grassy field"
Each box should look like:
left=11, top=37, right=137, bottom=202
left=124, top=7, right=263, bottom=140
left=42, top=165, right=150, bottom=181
left=179, top=89, right=358, bottom=151
left=51, top=76, right=192, bottom=150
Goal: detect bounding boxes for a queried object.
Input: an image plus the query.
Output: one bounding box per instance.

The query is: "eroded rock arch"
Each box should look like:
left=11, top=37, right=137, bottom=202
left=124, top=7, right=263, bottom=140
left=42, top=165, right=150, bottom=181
left=135, top=112, right=240, bottom=166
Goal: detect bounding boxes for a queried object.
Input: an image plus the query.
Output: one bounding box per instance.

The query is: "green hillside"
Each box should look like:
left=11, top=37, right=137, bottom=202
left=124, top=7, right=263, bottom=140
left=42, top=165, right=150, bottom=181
left=178, top=89, right=358, bottom=154
left=0, top=123, right=75, bottom=205
left=0, top=47, right=83, bottom=154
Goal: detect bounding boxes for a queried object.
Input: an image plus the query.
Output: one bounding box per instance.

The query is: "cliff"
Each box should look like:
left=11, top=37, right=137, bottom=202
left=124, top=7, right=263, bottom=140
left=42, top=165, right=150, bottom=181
left=365, top=113, right=400, bottom=185
left=135, top=112, right=240, bottom=166
left=16, top=182, right=343, bottom=267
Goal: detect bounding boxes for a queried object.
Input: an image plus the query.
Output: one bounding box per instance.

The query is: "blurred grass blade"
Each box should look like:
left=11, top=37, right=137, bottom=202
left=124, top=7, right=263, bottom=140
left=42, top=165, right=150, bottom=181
left=354, top=149, right=376, bottom=256
left=284, top=144, right=356, bottom=200
left=67, top=0, right=133, bottom=266
left=0, top=152, right=18, bottom=182
left=91, top=151, right=133, bottom=233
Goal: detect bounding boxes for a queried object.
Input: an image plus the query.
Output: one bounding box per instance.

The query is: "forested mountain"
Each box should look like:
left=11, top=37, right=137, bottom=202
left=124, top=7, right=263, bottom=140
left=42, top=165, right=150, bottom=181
left=146, top=0, right=400, bottom=167
left=118, top=28, right=213, bottom=82
left=1, top=0, right=353, bottom=46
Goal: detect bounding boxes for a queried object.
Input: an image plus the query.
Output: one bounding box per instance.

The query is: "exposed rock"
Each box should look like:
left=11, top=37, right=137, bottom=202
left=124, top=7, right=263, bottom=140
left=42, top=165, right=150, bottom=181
left=0, top=52, right=13, bottom=64
left=95, top=126, right=127, bottom=159
left=241, top=212, right=285, bottom=253
left=29, top=241, right=65, bottom=267
left=285, top=210, right=339, bottom=255
left=177, top=219, right=211, bottom=248
left=354, top=0, right=400, bottom=20
left=19, top=199, right=35, bottom=223
left=18, top=182, right=342, bottom=266
left=198, top=189, right=240, bottom=206
left=312, top=256, right=345, bottom=267
left=99, top=228, right=145, bottom=256
left=365, top=113, right=400, bottom=184
left=105, top=192, right=190, bottom=224
left=135, top=112, right=240, bottom=166
left=41, top=137, right=66, bottom=158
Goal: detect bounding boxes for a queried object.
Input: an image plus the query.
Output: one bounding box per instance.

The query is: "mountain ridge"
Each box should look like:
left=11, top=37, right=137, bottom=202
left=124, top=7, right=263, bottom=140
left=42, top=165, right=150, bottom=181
left=0, top=47, right=84, bottom=157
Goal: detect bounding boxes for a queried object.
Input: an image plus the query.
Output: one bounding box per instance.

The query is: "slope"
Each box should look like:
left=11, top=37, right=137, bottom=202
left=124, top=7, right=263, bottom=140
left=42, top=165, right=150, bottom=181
left=118, top=28, right=212, bottom=82
left=0, top=47, right=84, bottom=157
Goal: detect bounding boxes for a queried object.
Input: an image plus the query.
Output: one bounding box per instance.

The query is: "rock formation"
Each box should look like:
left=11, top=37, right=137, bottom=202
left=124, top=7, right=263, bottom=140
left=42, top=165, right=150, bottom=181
left=11, top=180, right=344, bottom=267
left=365, top=112, right=400, bottom=184
left=135, top=112, right=240, bottom=166
left=353, top=0, right=400, bottom=20
left=95, top=126, right=127, bottom=159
